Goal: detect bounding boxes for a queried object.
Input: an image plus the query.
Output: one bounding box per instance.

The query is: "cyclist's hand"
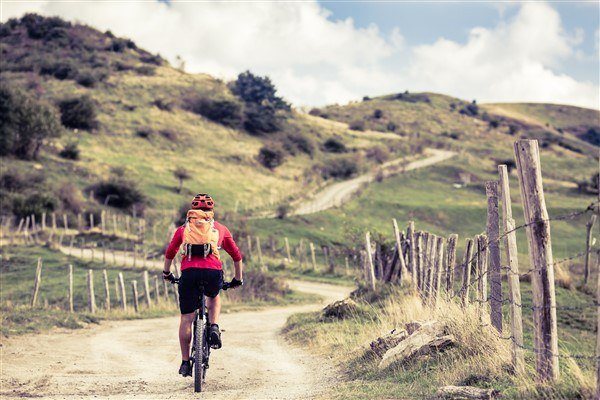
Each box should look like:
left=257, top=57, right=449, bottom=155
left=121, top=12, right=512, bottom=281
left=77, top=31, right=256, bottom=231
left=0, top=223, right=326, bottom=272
left=228, top=278, right=243, bottom=289
left=162, top=271, right=176, bottom=283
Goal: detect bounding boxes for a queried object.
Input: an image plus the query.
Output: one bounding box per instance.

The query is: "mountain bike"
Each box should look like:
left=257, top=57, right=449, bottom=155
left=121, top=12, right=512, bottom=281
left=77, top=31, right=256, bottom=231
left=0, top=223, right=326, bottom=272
left=171, top=278, right=232, bottom=392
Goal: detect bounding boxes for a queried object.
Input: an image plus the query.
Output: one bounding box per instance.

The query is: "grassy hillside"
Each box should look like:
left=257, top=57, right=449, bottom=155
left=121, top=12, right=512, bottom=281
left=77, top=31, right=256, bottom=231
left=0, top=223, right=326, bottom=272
left=0, top=14, right=406, bottom=226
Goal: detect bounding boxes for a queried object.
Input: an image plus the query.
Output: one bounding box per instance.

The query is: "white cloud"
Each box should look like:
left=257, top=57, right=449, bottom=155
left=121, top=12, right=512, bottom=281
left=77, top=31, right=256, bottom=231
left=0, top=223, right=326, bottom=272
left=1, top=1, right=598, bottom=109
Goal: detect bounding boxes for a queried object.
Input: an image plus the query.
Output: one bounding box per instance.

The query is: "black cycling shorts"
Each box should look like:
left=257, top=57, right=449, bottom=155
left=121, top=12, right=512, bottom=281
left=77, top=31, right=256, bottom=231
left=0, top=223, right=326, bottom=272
left=178, top=268, right=223, bottom=314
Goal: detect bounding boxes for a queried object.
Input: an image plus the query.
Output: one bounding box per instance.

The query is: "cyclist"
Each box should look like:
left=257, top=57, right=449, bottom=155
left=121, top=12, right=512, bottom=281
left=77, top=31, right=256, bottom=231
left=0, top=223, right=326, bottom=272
left=162, top=193, right=243, bottom=377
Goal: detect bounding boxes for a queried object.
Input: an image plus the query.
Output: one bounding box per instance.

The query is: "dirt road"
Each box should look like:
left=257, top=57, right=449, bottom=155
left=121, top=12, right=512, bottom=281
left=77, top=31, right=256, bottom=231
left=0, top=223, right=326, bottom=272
left=293, top=148, right=456, bottom=215
left=1, top=280, right=351, bottom=399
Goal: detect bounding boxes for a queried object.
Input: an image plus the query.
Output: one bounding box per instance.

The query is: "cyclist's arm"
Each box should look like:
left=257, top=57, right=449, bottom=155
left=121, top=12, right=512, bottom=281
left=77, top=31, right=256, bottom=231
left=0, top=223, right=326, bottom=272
left=221, top=229, right=243, bottom=280
left=163, top=226, right=183, bottom=273
left=233, top=260, right=243, bottom=281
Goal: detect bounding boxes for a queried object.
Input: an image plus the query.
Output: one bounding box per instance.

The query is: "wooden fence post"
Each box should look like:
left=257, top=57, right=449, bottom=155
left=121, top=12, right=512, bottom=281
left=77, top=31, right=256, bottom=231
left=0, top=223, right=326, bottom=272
left=143, top=271, right=151, bottom=307
left=322, top=245, right=329, bottom=269
left=114, top=277, right=121, bottom=303
left=68, top=264, right=74, bottom=312
left=102, top=269, right=110, bottom=310
left=407, top=221, right=416, bottom=288
left=131, top=280, right=139, bottom=312
left=415, top=232, right=423, bottom=293
left=392, top=219, right=408, bottom=282
left=476, top=234, right=489, bottom=322
left=284, top=237, right=292, bottom=262
left=118, top=272, right=127, bottom=310
left=63, top=214, right=69, bottom=233
left=41, top=212, right=46, bottom=231
left=499, top=164, right=525, bottom=374
left=425, top=234, right=438, bottom=299
left=309, top=242, right=317, bottom=271
left=256, top=236, right=265, bottom=271
left=460, top=239, right=474, bottom=307
left=51, top=212, right=57, bottom=231
left=246, top=235, right=253, bottom=261
left=154, top=275, right=161, bottom=301
left=100, top=211, right=106, bottom=234
left=486, top=181, right=503, bottom=332
left=112, top=214, right=118, bottom=236
left=365, top=232, right=376, bottom=291
left=77, top=213, right=82, bottom=233
left=30, top=258, right=42, bottom=307
left=432, top=236, right=444, bottom=305
left=87, top=269, right=96, bottom=314
left=514, top=139, right=559, bottom=381
left=584, top=214, right=597, bottom=285
left=89, top=213, right=95, bottom=231
left=345, top=256, right=350, bottom=275
left=446, top=234, right=458, bottom=296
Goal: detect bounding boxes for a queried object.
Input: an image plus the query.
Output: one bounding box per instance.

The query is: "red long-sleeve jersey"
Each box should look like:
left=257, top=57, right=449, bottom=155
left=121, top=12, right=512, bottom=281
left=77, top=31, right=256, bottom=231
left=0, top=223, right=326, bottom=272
left=164, top=221, right=242, bottom=271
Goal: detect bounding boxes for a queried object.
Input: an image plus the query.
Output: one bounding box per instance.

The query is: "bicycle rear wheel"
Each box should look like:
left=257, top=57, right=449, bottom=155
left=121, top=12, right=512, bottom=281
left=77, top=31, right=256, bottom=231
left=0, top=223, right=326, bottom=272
left=194, top=315, right=204, bottom=392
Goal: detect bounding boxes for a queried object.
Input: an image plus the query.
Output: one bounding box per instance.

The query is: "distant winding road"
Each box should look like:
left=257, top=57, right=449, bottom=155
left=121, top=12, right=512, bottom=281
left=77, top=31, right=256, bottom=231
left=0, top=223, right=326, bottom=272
left=293, top=148, right=456, bottom=216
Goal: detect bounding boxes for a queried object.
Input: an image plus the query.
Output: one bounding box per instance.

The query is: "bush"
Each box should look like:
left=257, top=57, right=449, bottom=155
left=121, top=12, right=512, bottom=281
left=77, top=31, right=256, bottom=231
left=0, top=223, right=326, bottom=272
left=107, top=38, right=136, bottom=52
left=135, top=129, right=153, bottom=139
left=21, top=13, right=71, bottom=40
left=231, top=70, right=289, bottom=111
left=349, top=119, right=365, bottom=131
left=581, top=128, right=600, bottom=146
left=460, top=101, right=479, bottom=117
left=244, top=103, right=281, bottom=135
left=58, top=95, right=98, bottom=130
left=366, top=146, right=390, bottom=164
left=488, top=119, right=500, bottom=129
left=189, top=97, right=243, bottom=128
left=441, top=131, right=461, bottom=140
left=362, top=96, right=371, bottom=101
left=373, top=109, right=383, bottom=119
left=508, top=125, right=520, bottom=136
left=40, top=61, right=78, bottom=80
left=498, top=159, right=516, bottom=173
left=59, top=141, right=80, bottom=160
left=57, top=183, right=84, bottom=214
left=0, top=85, right=62, bottom=160
left=386, top=122, right=397, bottom=132
left=11, top=193, right=58, bottom=220
left=276, top=203, right=291, bottom=219
left=75, top=71, right=97, bottom=88
left=258, top=145, right=285, bottom=169
left=135, top=66, right=155, bottom=76
left=322, top=137, right=347, bottom=153
left=152, top=98, right=173, bottom=111
left=320, top=155, right=360, bottom=179
left=90, top=176, right=146, bottom=212
left=159, top=130, right=177, bottom=141
left=281, top=132, right=316, bottom=157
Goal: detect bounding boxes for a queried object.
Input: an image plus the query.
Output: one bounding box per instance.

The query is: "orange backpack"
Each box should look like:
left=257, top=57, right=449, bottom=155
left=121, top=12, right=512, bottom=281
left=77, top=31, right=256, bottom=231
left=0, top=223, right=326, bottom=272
left=182, top=209, right=220, bottom=259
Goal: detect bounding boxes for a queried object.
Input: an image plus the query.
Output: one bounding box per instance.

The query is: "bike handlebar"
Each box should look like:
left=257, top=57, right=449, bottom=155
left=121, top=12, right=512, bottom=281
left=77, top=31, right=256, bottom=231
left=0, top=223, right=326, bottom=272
left=169, top=277, right=232, bottom=291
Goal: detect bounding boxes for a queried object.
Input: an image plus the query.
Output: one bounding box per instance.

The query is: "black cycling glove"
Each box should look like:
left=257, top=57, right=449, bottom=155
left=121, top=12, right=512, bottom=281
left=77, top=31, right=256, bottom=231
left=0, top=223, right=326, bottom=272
left=228, top=278, right=243, bottom=289
left=162, top=271, right=176, bottom=283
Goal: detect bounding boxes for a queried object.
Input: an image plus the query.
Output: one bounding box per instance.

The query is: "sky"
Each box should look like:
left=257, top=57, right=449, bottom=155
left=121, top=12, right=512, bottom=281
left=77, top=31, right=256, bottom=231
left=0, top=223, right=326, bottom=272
left=1, top=1, right=599, bottom=109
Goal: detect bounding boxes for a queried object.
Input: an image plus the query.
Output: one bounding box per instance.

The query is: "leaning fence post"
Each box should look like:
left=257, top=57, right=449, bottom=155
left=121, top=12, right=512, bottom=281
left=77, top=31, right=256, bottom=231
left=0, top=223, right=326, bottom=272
left=284, top=237, right=292, bottom=262
left=87, top=269, right=96, bottom=314
left=118, top=272, right=127, bottom=310
left=499, top=164, right=525, bottom=374
left=309, top=242, right=317, bottom=271
left=392, top=218, right=408, bottom=282
left=446, top=234, right=458, bottom=296
left=431, top=236, right=444, bottom=305
left=364, top=232, right=376, bottom=291
left=415, top=232, right=423, bottom=293
left=131, top=280, right=139, bottom=312
left=460, top=239, right=474, bottom=308
left=102, top=269, right=110, bottom=310
left=584, top=214, right=597, bottom=285
left=514, top=139, right=559, bottom=382
left=68, top=264, right=74, bottom=312
left=407, top=221, right=417, bottom=289
left=143, top=271, right=152, bottom=307
left=476, top=234, right=489, bottom=323
left=486, top=181, right=503, bottom=333
left=30, top=258, right=42, bottom=307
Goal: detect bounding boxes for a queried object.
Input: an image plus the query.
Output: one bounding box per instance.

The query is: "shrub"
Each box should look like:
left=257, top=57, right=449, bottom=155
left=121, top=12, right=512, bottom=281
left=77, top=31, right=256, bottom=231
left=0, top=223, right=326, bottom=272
left=460, top=101, right=479, bottom=117
left=373, top=109, right=383, bottom=119
left=320, top=155, right=360, bottom=179
left=0, top=85, right=62, bottom=160
left=159, top=130, right=177, bottom=141
left=135, top=129, right=153, bottom=139
left=173, top=166, right=191, bottom=193
left=441, top=131, right=461, bottom=140
left=152, top=98, right=173, bottom=111
left=244, top=103, right=281, bottom=135
left=322, top=137, right=347, bottom=153
left=56, top=183, right=84, bottom=214
left=508, top=125, right=520, bottom=136
left=258, top=145, right=285, bottom=169
left=59, top=141, right=80, bottom=160
left=386, top=122, right=397, bottom=132
left=498, top=159, right=516, bottom=173
left=231, top=70, right=290, bottom=111
left=107, top=38, right=136, bottom=52
left=276, top=203, right=291, bottom=219
left=581, top=127, right=600, bottom=146
left=58, top=95, right=98, bottom=130
left=21, top=13, right=71, bottom=40
left=11, top=193, right=58, bottom=219
left=189, top=97, right=243, bottom=128
left=362, top=96, right=371, bottom=101
left=366, top=146, right=390, bottom=164
left=349, top=119, right=365, bottom=131
left=75, top=71, right=97, bottom=87
left=489, top=119, right=500, bottom=129
left=90, top=176, right=146, bottom=211
left=135, top=66, right=155, bottom=76
left=281, top=132, right=316, bottom=157
left=40, top=60, right=78, bottom=80
left=140, top=54, right=163, bottom=65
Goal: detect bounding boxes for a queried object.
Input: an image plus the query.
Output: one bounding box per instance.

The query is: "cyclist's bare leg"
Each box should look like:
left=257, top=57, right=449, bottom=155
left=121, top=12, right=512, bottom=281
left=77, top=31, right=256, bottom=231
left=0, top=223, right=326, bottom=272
left=206, top=295, right=221, bottom=324
left=179, top=312, right=195, bottom=361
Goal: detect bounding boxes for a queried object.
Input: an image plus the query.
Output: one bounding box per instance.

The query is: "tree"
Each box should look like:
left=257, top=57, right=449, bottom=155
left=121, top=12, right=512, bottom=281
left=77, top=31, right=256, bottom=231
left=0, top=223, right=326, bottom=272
left=258, top=145, right=285, bottom=169
left=0, top=85, right=62, bottom=160
left=173, top=167, right=191, bottom=193
left=231, top=71, right=290, bottom=111
left=58, top=95, right=98, bottom=130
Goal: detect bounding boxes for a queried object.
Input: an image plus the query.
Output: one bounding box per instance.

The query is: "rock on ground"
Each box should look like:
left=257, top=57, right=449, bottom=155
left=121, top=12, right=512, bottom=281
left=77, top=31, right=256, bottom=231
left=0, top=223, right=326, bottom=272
left=368, top=329, right=408, bottom=358
left=436, top=385, right=499, bottom=399
left=321, top=298, right=358, bottom=320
